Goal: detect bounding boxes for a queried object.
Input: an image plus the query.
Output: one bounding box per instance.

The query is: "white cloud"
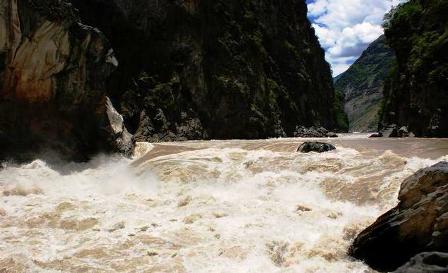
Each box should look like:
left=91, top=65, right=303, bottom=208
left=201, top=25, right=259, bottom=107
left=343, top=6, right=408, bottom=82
left=307, top=0, right=406, bottom=76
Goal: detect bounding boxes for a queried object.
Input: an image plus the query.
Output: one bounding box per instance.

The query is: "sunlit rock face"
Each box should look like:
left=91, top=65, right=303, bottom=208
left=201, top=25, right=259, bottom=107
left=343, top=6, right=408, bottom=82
left=0, top=0, right=132, bottom=161
left=350, top=161, right=448, bottom=272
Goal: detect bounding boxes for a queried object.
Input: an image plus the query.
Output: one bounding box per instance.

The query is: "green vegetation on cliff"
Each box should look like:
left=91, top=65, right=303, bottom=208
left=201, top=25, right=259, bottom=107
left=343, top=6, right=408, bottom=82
left=335, top=36, right=395, bottom=132
left=380, top=0, right=448, bottom=136
left=71, top=0, right=344, bottom=140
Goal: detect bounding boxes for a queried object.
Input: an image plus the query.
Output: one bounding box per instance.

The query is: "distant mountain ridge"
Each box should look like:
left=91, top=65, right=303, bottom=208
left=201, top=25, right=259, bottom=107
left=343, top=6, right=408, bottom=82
left=335, top=35, right=396, bottom=132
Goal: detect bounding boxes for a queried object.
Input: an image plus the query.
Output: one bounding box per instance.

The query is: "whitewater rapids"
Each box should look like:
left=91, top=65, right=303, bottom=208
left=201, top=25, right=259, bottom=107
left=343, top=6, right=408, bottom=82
left=1, top=135, right=448, bottom=272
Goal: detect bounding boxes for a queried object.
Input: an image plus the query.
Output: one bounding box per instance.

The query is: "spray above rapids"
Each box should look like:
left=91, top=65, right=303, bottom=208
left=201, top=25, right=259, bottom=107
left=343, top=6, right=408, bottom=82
left=1, top=138, right=447, bottom=273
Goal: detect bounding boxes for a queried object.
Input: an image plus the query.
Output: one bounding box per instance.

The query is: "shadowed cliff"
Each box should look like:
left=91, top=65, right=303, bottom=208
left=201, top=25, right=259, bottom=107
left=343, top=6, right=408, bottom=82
left=70, top=0, right=344, bottom=141
left=0, top=0, right=344, bottom=161
left=380, top=0, right=448, bottom=137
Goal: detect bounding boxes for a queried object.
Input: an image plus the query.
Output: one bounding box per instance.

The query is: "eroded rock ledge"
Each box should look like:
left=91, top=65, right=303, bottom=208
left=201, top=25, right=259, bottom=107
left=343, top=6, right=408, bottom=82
left=349, top=161, right=448, bottom=272
left=0, top=0, right=133, bottom=161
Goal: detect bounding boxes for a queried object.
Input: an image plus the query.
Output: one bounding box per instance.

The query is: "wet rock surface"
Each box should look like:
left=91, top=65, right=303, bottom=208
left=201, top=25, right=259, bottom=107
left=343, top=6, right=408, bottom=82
left=297, top=142, right=336, bottom=153
left=103, top=97, right=135, bottom=157
left=369, top=132, right=383, bottom=138
left=349, top=161, right=448, bottom=272
left=392, top=252, right=448, bottom=273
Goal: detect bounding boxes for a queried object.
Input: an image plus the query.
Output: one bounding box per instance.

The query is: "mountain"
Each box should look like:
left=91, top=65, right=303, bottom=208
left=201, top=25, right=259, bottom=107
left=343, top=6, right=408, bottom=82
left=380, top=0, right=448, bottom=137
left=0, top=0, right=343, bottom=161
left=334, top=35, right=396, bottom=132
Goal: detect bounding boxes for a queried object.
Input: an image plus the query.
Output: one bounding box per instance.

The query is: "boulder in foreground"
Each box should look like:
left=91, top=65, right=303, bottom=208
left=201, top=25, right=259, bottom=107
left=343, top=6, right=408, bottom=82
left=349, top=161, right=448, bottom=272
left=297, top=142, right=336, bottom=153
left=393, top=252, right=448, bottom=273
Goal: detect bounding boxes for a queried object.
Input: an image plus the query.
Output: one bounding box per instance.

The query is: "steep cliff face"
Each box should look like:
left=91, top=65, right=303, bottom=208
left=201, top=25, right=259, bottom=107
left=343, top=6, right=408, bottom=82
left=70, top=0, right=341, bottom=141
left=0, top=0, right=133, bottom=161
left=380, top=0, right=448, bottom=137
left=335, top=36, right=395, bottom=132
left=1, top=0, right=342, bottom=161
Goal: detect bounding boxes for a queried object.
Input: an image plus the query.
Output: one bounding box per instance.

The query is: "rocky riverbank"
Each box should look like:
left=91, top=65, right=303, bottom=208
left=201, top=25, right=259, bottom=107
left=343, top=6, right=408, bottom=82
left=349, top=161, right=448, bottom=272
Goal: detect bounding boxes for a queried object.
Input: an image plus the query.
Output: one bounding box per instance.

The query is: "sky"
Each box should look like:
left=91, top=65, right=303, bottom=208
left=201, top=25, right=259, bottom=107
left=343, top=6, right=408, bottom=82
left=306, top=0, right=404, bottom=76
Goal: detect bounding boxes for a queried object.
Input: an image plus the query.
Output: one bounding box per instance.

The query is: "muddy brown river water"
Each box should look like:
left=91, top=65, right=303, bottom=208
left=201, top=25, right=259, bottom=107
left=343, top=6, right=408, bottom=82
left=1, top=134, right=447, bottom=272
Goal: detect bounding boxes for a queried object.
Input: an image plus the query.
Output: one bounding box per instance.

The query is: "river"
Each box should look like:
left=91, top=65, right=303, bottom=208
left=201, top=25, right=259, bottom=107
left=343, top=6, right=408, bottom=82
left=1, top=135, right=448, bottom=272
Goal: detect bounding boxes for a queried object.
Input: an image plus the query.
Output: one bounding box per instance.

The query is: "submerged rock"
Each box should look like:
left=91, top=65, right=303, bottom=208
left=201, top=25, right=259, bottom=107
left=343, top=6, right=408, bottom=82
left=369, top=132, right=383, bottom=138
left=297, top=142, right=336, bottom=153
left=349, top=161, right=448, bottom=272
left=393, top=252, right=448, bottom=273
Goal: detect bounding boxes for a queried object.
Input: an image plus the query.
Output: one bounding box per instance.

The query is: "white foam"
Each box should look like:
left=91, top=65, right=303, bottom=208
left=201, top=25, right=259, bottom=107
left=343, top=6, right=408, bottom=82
left=0, top=141, right=446, bottom=272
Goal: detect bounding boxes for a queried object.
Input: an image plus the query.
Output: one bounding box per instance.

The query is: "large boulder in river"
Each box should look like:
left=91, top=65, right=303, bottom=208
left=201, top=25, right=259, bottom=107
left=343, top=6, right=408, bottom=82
left=349, top=161, right=448, bottom=272
left=0, top=0, right=133, bottom=161
left=297, top=142, right=336, bottom=153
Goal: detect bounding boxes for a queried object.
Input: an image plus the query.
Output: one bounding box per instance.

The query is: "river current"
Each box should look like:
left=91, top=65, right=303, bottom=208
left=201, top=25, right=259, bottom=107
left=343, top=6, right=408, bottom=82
left=1, top=135, right=448, bottom=272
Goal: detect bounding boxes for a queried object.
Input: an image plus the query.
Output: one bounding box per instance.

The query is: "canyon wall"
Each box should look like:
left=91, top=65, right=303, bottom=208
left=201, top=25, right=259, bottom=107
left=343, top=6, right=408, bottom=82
left=0, top=0, right=133, bottom=161
left=380, top=0, right=448, bottom=137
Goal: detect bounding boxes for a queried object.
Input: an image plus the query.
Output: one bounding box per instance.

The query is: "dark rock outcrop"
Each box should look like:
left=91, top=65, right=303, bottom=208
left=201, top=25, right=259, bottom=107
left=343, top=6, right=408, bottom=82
left=294, top=126, right=338, bottom=138
left=103, top=97, right=135, bottom=157
left=69, top=0, right=343, bottom=141
left=349, top=161, right=448, bottom=272
left=393, top=252, right=448, bottom=273
left=0, top=0, right=133, bottom=161
left=369, top=132, right=383, bottom=138
left=380, top=124, right=399, bottom=138
left=297, top=142, right=336, bottom=153
left=335, top=35, right=395, bottom=132
left=397, top=126, right=411, bottom=138
left=380, top=0, right=448, bottom=137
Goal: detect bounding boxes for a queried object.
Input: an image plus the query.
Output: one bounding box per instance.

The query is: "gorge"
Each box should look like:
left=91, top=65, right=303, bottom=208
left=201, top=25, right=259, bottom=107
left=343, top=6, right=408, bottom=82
left=0, top=0, right=448, bottom=272
left=0, top=0, right=346, bottom=161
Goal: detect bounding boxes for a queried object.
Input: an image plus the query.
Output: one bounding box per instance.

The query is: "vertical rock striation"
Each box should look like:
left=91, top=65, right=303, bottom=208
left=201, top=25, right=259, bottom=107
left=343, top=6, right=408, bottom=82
left=1, top=0, right=343, bottom=160
left=70, top=0, right=342, bottom=141
left=0, top=0, right=133, bottom=161
left=380, top=0, right=448, bottom=137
